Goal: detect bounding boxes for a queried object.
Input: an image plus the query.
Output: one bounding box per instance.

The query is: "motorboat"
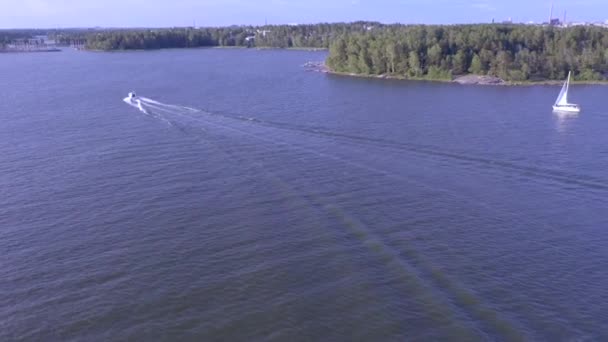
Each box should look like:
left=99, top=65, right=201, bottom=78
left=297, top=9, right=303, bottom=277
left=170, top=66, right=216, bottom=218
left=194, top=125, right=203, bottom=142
left=552, top=71, right=581, bottom=113
left=128, top=91, right=137, bottom=101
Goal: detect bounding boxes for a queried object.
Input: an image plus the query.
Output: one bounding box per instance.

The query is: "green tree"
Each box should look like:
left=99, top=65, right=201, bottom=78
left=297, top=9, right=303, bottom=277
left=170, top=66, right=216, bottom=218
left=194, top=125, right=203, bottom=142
left=408, top=51, right=422, bottom=77
left=452, top=50, right=468, bottom=75
left=469, top=54, right=483, bottom=74
left=426, top=44, right=443, bottom=67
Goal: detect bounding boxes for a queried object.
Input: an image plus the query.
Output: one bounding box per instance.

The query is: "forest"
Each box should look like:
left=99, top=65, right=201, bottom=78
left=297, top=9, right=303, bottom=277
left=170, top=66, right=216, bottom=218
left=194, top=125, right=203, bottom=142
left=81, top=22, right=378, bottom=50
left=326, top=24, right=608, bottom=81
left=4, top=23, right=608, bottom=82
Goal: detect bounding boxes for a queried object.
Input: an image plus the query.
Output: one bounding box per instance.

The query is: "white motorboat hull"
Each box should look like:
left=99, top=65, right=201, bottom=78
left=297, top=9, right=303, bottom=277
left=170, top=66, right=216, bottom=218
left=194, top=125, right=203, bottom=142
left=552, top=105, right=580, bottom=113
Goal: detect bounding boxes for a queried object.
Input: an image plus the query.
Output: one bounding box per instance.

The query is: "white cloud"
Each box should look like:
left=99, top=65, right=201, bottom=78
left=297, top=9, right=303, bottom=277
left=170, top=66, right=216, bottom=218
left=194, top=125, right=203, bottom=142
left=471, top=2, right=496, bottom=11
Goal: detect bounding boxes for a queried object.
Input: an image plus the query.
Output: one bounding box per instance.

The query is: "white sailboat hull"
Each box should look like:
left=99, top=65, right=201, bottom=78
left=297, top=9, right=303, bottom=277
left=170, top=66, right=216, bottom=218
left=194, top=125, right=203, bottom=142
left=552, top=105, right=580, bottom=113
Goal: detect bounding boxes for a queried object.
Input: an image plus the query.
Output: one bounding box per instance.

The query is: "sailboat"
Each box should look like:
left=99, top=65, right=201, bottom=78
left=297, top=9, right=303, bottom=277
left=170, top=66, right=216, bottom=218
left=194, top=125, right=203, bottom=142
left=552, top=71, right=580, bottom=113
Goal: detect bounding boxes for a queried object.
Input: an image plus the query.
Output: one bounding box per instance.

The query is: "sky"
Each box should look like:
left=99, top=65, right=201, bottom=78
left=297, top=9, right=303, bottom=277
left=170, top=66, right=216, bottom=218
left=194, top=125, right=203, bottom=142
left=1, top=0, right=607, bottom=29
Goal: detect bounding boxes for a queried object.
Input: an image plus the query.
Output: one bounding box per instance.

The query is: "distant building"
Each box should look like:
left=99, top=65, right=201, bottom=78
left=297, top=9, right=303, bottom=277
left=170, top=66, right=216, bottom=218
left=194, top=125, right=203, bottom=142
left=548, top=2, right=563, bottom=27
left=256, top=29, right=271, bottom=37
left=2, top=36, right=59, bottom=52
left=549, top=18, right=561, bottom=26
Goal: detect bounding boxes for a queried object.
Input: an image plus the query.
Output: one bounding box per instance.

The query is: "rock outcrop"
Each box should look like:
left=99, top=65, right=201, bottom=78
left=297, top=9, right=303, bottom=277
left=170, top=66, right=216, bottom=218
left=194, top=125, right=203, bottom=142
left=303, top=61, right=330, bottom=73
left=453, top=75, right=506, bottom=85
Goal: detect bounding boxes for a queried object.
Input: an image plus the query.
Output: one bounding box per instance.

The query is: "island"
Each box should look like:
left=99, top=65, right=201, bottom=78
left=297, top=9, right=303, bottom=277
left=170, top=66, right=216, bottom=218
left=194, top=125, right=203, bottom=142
left=5, top=23, right=608, bottom=84
left=326, top=24, right=608, bottom=84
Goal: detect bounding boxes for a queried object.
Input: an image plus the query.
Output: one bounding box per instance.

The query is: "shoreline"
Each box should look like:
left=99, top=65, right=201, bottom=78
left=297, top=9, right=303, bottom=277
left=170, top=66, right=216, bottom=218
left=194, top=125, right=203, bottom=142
left=321, top=68, right=608, bottom=86
left=0, top=48, right=62, bottom=53
left=13, top=43, right=604, bottom=86
left=255, top=47, right=328, bottom=51
left=83, top=46, right=327, bottom=52
left=328, top=70, right=453, bottom=83
left=85, top=46, right=247, bottom=52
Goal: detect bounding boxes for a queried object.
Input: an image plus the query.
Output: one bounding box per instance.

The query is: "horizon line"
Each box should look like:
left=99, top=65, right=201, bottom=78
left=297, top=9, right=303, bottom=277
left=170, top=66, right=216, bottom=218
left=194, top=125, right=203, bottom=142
left=2, top=19, right=608, bottom=30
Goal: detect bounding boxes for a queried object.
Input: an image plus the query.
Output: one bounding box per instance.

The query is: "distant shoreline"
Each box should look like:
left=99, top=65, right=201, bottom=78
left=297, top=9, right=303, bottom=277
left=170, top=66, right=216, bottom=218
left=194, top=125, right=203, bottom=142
left=213, top=46, right=327, bottom=51
left=255, top=47, right=327, bottom=51
left=0, top=48, right=61, bottom=53
left=82, top=46, right=328, bottom=53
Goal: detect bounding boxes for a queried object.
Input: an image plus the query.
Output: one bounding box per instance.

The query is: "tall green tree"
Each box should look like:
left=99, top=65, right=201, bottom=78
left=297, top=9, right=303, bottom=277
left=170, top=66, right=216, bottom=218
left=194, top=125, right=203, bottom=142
left=452, top=50, right=468, bottom=75
left=408, top=51, right=422, bottom=77
left=469, top=54, right=483, bottom=74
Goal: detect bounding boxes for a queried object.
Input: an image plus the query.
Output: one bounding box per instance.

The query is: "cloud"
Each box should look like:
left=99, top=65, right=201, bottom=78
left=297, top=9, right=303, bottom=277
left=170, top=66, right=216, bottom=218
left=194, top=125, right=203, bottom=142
left=471, top=2, right=496, bottom=11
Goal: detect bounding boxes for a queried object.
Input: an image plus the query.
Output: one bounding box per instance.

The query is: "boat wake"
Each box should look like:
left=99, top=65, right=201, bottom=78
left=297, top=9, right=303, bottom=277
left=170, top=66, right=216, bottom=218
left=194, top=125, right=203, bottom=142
left=123, top=95, right=203, bottom=126
left=123, top=97, right=148, bottom=114
left=122, top=94, right=608, bottom=193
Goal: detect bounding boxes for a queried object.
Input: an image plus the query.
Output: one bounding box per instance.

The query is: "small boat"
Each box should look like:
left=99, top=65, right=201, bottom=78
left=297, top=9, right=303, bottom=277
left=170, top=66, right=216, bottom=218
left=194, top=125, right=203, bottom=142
left=127, top=91, right=137, bottom=101
left=552, top=71, right=580, bottom=113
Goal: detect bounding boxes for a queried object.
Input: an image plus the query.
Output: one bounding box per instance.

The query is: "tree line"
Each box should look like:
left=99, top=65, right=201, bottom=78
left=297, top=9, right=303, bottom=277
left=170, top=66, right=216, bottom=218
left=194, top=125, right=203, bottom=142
left=0, top=30, right=46, bottom=48
left=81, top=22, right=378, bottom=50
left=5, top=24, right=608, bottom=82
left=327, top=24, right=608, bottom=81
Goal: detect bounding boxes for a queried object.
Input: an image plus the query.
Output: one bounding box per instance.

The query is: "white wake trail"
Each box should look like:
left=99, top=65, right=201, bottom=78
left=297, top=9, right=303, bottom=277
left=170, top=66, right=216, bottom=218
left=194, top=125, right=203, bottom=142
left=139, top=97, right=200, bottom=113
left=134, top=98, right=202, bottom=119
left=123, top=98, right=149, bottom=115
left=123, top=97, right=174, bottom=126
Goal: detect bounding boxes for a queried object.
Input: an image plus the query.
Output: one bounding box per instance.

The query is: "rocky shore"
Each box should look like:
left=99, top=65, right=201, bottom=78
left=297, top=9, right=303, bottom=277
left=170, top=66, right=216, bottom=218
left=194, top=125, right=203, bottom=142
left=452, top=75, right=506, bottom=85
left=304, top=63, right=608, bottom=86
left=302, top=61, right=330, bottom=73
